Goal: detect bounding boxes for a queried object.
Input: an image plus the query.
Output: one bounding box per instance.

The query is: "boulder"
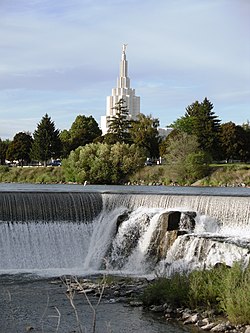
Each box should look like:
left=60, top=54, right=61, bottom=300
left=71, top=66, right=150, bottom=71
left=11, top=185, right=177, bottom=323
left=201, top=322, right=217, bottom=331
left=245, top=326, right=250, bottom=333
left=183, top=313, right=200, bottom=325
left=211, top=322, right=231, bottom=332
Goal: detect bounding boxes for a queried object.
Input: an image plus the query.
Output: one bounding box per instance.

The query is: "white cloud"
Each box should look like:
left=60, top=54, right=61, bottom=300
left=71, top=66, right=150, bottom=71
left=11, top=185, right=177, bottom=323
left=0, top=0, right=249, bottom=138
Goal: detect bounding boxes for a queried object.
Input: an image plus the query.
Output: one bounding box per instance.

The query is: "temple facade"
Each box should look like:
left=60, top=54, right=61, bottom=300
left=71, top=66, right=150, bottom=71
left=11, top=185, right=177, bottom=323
left=101, top=44, right=140, bottom=135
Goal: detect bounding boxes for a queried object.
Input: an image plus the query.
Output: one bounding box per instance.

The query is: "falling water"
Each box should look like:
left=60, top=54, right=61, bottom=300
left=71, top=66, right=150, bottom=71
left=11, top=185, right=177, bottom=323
left=0, top=190, right=249, bottom=276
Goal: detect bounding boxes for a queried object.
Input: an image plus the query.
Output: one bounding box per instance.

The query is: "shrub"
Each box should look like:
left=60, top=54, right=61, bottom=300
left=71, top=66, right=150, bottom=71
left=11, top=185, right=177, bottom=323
left=218, top=262, right=250, bottom=325
left=141, top=274, right=189, bottom=307
left=62, top=142, right=146, bottom=184
left=188, top=265, right=228, bottom=311
left=141, top=262, right=250, bottom=325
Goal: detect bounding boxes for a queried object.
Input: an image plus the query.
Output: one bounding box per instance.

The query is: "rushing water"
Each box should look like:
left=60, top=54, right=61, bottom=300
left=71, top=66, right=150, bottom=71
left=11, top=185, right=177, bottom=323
left=0, top=183, right=249, bottom=332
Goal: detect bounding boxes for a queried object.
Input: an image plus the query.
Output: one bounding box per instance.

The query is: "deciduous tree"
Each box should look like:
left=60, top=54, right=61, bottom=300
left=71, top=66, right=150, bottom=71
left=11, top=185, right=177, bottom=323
left=163, top=132, right=211, bottom=184
left=129, top=114, right=161, bottom=158
left=220, top=122, right=250, bottom=162
left=6, top=132, right=33, bottom=166
left=63, top=142, right=145, bottom=184
left=70, top=115, right=102, bottom=151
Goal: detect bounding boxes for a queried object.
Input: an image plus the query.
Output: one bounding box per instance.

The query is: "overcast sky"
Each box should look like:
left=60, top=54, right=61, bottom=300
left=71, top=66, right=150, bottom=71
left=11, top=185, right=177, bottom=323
left=0, top=0, right=249, bottom=139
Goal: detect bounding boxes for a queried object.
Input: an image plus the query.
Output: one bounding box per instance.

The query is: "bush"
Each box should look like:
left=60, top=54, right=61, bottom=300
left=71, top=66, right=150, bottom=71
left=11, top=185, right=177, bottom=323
left=141, top=262, right=250, bottom=325
left=141, top=274, right=189, bottom=307
left=188, top=265, right=228, bottom=311
left=0, top=166, right=64, bottom=184
left=219, top=262, right=250, bottom=325
left=163, top=133, right=211, bottom=185
left=62, top=142, right=146, bottom=184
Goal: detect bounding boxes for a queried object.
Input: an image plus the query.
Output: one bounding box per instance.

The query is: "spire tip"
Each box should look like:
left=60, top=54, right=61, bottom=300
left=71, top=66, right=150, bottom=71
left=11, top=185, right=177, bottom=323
left=122, top=44, right=128, bottom=53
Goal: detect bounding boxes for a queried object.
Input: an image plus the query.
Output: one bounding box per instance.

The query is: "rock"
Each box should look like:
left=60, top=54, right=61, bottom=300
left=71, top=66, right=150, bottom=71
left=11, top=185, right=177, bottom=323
left=182, top=310, right=192, bottom=320
left=129, top=301, right=143, bottom=307
left=150, top=305, right=164, bottom=312
left=211, top=322, right=230, bottom=332
left=78, top=288, right=94, bottom=294
left=196, top=318, right=210, bottom=327
left=163, top=304, right=175, bottom=314
left=116, top=211, right=130, bottom=232
left=245, top=326, right=250, bottom=333
left=183, top=313, right=200, bottom=325
left=201, top=322, right=217, bottom=331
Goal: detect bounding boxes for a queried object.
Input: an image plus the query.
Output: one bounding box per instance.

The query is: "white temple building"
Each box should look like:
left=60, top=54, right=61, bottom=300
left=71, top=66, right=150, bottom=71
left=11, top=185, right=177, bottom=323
left=101, top=44, right=140, bottom=135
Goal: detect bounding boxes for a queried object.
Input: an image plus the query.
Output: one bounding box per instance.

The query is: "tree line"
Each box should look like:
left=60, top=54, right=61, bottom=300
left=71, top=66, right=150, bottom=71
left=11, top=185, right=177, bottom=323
left=0, top=97, right=249, bottom=184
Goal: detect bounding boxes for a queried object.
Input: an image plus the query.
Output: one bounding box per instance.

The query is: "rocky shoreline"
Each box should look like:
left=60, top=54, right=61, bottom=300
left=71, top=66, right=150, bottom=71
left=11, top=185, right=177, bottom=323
left=51, top=275, right=250, bottom=333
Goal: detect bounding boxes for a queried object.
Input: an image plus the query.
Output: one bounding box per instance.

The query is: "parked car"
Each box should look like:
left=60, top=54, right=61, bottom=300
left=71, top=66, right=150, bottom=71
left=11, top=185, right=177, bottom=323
left=48, top=160, right=61, bottom=166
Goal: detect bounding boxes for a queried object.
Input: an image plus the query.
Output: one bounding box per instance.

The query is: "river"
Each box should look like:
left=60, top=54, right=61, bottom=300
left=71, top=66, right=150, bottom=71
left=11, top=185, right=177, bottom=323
left=0, top=183, right=249, bottom=332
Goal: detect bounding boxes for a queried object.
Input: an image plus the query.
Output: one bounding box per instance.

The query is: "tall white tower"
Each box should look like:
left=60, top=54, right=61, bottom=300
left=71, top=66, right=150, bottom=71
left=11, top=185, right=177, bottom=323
left=101, top=44, right=140, bottom=135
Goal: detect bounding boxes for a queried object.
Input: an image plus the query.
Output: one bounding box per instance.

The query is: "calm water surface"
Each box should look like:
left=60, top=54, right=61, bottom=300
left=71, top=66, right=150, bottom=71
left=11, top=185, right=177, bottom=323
left=0, top=182, right=249, bottom=196
left=0, top=275, right=202, bottom=333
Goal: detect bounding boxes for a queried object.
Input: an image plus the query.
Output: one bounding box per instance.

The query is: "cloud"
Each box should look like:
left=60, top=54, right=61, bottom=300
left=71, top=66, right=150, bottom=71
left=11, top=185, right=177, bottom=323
left=0, top=0, right=249, bottom=138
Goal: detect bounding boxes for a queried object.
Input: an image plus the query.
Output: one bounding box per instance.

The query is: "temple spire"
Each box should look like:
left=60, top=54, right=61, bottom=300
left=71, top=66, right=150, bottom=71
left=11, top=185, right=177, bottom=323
left=101, top=44, right=140, bottom=135
left=119, top=43, right=129, bottom=88
left=118, top=44, right=129, bottom=81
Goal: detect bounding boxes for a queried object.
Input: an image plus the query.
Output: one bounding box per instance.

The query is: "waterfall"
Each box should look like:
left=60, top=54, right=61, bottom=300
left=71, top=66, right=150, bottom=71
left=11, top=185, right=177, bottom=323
left=102, top=193, right=250, bottom=228
left=0, top=192, right=103, bottom=222
left=0, top=190, right=249, bottom=276
left=0, top=221, right=92, bottom=272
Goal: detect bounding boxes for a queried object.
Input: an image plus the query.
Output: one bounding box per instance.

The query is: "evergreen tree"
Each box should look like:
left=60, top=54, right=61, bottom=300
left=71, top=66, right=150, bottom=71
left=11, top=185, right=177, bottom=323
left=129, top=113, right=161, bottom=158
left=107, top=98, right=131, bottom=143
left=31, top=114, right=61, bottom=166
left=6, top=132, right=33, bottom=166
left=173, top=98, right=221, bottom=159
left=0, top=139, right=9, bottom=165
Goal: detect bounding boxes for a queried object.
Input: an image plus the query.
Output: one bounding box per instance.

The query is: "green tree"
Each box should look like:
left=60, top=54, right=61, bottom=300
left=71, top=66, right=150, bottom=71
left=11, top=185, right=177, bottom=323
left=171, top=116, right=196, bottom=135
left=220, top=122, right=238, bottom=162
left=59, top=115, right=102, bottom=157
left=106, top=98, right=131, bottom=143
left=63, top=142, right=146, bottom=184
left=31, top=114, right=61, bottom=166
left=0, top=139, right=10, bottom=165
left=6, top=132, right=33, bottom=166
left=241, top=121, right=250, bottom=162
left=159, top=129, right=179, bottom=157
left=129, top=114, right=161, bottom=158
left=59, top=129, right=72, bottom=158
left=70, top=115, right=102, bottom=151
left=186, top=98, right=221, bottom=158
left=220, top=122, right=250, bottom=162
left=173, top=98, right=221, bottom=159
left=163, top=132, right=211, bottom=184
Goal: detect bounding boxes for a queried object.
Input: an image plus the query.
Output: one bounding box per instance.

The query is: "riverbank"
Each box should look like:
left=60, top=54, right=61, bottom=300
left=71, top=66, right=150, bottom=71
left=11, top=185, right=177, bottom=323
left=0, top=274, right=199, bottom=333
left=129, top=163, right=250, bottom=187
left=0, top=163, right=249, bottom=187
left=57, top=269, right=250, bottom=333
